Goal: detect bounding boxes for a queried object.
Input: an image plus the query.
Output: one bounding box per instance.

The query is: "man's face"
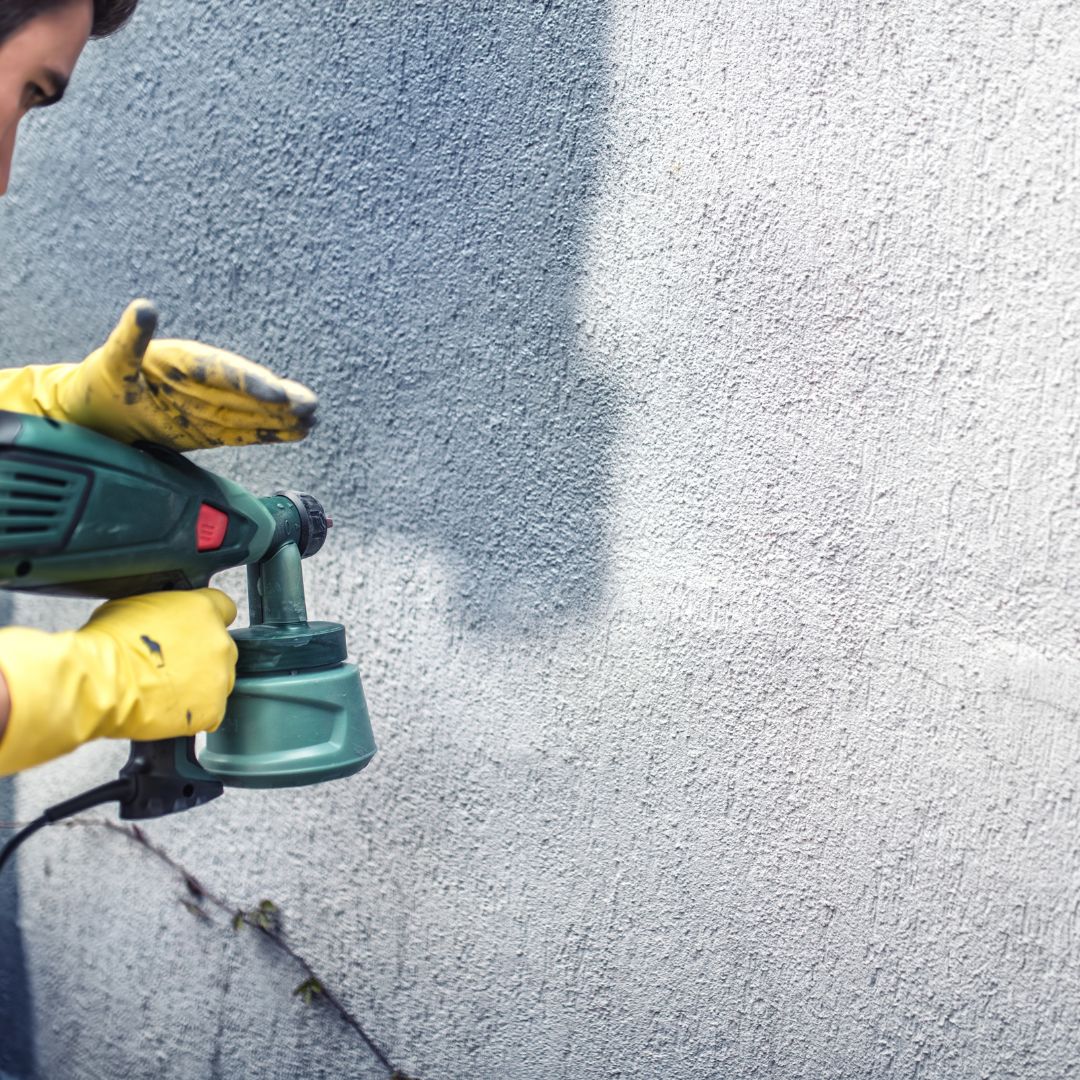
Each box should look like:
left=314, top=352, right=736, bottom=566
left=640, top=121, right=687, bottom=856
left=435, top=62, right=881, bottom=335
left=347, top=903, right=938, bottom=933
left=0, top=0, right=93, bottom=196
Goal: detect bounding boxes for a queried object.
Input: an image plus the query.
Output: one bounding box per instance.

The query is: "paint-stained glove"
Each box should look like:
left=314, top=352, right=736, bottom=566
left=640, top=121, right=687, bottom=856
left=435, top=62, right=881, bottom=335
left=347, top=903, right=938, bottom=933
left=0, top=299, right=317, bottom=449
left=0, top=588, right=237, bottom=775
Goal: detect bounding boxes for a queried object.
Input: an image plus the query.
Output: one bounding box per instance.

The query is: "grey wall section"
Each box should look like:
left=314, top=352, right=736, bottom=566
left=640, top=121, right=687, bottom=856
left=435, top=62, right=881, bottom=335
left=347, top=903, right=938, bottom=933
left=0, top=783, right=34, bottom=1080
left=3, top=0, right=1080, bottom=1077
left=0, top=587, right=35, bottom=1080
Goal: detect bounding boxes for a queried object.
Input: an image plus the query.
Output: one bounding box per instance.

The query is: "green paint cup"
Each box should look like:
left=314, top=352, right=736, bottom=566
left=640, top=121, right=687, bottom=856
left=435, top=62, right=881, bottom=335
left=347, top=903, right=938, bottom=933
left=201, top=659, right=375, bottom=789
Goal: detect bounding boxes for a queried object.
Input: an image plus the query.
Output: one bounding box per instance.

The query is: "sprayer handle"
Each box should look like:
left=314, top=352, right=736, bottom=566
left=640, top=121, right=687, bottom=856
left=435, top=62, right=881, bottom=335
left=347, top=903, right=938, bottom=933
left=118, top=738, right=223, bottom=820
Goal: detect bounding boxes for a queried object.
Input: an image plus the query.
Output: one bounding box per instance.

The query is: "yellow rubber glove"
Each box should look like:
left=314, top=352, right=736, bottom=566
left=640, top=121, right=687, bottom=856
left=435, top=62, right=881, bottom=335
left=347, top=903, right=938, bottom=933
left=0, top=300, right=317, bottom=449
left=0, top=588, right=237, bottom=776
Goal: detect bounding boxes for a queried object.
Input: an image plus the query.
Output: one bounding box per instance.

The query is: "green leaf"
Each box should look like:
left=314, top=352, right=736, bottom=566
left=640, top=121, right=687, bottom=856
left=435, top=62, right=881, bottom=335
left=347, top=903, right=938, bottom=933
left=292, top=976, right=323, bottom=1005
left=249, top=898, right=281, bottom=933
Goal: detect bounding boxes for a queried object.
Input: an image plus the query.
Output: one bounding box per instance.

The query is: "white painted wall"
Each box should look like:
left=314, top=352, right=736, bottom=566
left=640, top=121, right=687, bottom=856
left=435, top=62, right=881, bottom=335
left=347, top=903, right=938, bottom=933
left=3, top=1, right=1080, bottom=1076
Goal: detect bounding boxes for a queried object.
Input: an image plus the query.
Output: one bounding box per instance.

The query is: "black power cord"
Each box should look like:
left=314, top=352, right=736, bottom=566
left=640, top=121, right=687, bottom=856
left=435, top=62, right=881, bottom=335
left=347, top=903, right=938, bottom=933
left=0, top=777, right=136, bottom=874
left=0, top=737, right=226, bottom=875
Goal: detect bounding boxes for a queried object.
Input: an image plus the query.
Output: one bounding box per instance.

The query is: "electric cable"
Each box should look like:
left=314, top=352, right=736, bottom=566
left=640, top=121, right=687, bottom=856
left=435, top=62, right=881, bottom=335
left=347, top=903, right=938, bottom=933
left=0, top=776, right=136, bottom=874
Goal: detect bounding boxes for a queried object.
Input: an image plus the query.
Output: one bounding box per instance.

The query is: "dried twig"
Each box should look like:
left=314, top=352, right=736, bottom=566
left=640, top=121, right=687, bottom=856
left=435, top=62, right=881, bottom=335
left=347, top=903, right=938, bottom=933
left=1, top=816, right=413, bottom=1079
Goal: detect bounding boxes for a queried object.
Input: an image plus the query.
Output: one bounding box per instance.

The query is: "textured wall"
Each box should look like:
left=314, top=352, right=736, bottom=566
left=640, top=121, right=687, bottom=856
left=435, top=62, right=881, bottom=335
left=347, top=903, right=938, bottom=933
left=3, top=0, right=1080, bottom=1076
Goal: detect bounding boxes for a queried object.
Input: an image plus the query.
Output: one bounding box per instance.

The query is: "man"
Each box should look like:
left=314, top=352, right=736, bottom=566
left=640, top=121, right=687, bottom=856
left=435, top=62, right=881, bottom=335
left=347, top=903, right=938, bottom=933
left=0, top=0, right=317, bottom=774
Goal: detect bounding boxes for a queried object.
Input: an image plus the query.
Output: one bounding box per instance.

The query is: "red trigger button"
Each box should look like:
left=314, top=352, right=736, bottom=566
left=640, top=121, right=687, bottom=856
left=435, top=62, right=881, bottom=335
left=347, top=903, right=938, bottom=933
left=196, top=504, right=228, bottom=552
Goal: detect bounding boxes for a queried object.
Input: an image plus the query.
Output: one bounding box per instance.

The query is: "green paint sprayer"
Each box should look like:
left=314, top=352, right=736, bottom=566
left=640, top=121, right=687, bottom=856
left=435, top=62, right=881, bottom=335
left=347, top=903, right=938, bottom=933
left=0, top=408, right=375, bottom=861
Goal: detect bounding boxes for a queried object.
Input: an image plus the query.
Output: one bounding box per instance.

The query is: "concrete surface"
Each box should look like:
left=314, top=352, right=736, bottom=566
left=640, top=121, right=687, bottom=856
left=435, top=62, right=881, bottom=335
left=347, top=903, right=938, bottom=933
left=3, top=0, right=1080, bottom=1077
left=0, top=589, right=33, bottom=1078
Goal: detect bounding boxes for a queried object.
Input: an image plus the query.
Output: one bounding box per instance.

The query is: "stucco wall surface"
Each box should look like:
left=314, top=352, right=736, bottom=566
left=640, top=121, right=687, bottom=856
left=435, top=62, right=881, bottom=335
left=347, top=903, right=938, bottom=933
left=2, top=0, right=1080, bottom=1077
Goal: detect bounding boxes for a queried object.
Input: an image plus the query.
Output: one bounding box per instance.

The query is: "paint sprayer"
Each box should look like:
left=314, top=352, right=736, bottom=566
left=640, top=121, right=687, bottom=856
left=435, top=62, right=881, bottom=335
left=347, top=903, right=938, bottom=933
left=0, top=409, right=375, bottom=868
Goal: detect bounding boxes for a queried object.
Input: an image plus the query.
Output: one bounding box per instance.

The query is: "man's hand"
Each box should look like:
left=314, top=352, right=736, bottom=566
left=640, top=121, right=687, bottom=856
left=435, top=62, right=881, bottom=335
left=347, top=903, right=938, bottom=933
left=0, top=300, right=317, bottom=450
left=0, top=588, right=238, bottom=775
left=58, top=300, right=317, bottom=449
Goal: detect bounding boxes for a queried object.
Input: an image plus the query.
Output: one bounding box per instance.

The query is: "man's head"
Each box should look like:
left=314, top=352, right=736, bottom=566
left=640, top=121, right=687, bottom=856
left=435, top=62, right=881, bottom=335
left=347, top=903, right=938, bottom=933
left=0, top=0, right=138, bottom=195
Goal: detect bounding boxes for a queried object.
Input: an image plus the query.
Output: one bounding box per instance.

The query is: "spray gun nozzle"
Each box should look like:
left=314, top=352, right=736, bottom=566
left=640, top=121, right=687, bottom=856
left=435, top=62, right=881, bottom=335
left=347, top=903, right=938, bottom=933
left=264, top=490, right=329, bottom=559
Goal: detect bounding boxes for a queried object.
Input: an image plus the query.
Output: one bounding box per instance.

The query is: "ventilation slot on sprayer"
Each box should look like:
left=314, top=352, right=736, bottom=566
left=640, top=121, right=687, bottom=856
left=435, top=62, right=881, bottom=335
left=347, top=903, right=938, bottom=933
left=0, top=459, right=88, bottom=554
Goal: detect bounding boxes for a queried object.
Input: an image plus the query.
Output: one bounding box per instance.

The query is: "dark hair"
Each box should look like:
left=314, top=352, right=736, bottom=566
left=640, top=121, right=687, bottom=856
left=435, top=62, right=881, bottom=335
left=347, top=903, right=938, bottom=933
left=90, top=0, right=138, bottom=37
left=0, top=0, right=139, bottom=45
